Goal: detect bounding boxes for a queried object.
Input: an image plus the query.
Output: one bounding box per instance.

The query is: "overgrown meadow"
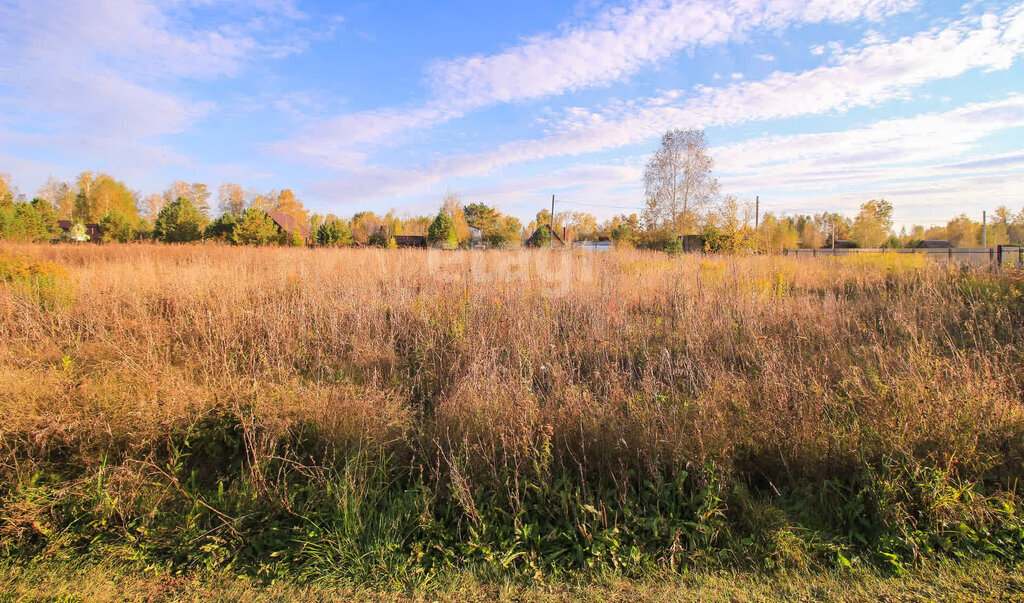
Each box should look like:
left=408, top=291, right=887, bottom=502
left=1, top=244, right=1023, bottom=587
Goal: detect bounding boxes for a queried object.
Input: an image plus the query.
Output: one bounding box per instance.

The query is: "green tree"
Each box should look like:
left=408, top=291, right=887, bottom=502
left=850, top=199, right=894, bottom=248
left=154, top=197, right=207, bottom=243
left=464, top=202, right=500, bottom=233
left=531, top=224, right=551, bottom=246
left=31, top=198, right=60, bottom=241
left=316, top=219, right=353, bottom=247
left=486, top=215, right=522, bottom=247
left=428, top=210, right=456, bottom=248
left=163, top=181, right=211, bottom=217
left=367, top=228, right=390, bottom=247
left=0, top=195, right=59, bottom=242
left=233, top=208, right=281, bottom=246
left=664, top=235, right=682, bottom=255
left=205, top=212, right=239, bottom=242
left=99, top=209, right=136, bottom=242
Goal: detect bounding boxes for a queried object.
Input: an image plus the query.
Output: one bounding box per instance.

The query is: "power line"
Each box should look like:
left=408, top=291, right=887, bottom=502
left=556, top=199, right=647, bottom=211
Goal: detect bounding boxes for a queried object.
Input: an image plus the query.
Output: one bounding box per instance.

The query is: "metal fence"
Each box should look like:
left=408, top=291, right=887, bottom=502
left=784, top=246, right=1023, bottom=268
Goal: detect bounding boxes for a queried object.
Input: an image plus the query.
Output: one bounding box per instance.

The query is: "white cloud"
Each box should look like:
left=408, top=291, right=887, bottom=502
left=0, top=0, right=312, bottom=165
left=377, top=97, right=1024, bottom=224
left=716, top=95, right=1024, bottom=174
left=427, top=0, right=916, bottom=109
left=275, top=0, right=919, bottom=166
left=311, top=4, right=1024, bottom=206
left=715, top=95, right=1024, bottom=195
left=754, top=53, right=776, bottom=61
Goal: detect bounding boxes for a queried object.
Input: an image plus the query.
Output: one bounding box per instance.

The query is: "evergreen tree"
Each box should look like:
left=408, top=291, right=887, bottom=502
left=233, top=208, right=281, bottom=245
left=205, top=212, right=239, bottom=242
left=427, top=211, right=455, bottom=248
left=316, top=219, right=353, bottom=246
left=154, top=197, right=207, bottom=243
left=0, top=196, right=59, bottom=242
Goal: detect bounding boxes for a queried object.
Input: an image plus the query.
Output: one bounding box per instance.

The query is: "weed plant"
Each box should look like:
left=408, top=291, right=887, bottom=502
left=1, top=244, right=1023, bottom=586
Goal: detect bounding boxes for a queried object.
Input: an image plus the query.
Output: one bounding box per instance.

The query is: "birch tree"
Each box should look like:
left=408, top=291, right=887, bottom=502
left=643, top=129, right=719, bottom=236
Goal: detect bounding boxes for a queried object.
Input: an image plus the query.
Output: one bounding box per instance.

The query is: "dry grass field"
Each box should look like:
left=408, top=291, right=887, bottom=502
left=2, top=243, right=1024, bottom=597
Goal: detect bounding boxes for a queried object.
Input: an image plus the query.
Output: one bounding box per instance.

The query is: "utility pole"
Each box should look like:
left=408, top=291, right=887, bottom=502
left=983, top=210, right=987, bottom=248
left=755, top=195, right=759, bottom=229
left=550, top=194, right=555, bottom=249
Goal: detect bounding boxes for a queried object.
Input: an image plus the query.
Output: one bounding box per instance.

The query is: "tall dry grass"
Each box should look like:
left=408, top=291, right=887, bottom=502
left=1, top=243, right=1023, bottom=580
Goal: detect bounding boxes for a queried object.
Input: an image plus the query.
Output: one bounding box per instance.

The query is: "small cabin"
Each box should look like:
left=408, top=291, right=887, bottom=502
left=680, top=234, right=705, bottom=252
left=575, top=240, right=613, bottom=252
left=911, top=240, right=953, bottom=249
left=823, top=239, right=858, bottom=249
left=265, top=210, right=311, bottom=244
left=525, top=224, right=566, bottom=247
left=394, top=235, right=427, bottom=248
left=57, top=220, right=101, bottom=241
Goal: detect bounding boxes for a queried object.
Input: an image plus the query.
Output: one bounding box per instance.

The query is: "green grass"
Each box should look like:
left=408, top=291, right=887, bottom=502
left=2, top=245, right=1024, bottom=592
left=2, top=559, right=1021, bottom=602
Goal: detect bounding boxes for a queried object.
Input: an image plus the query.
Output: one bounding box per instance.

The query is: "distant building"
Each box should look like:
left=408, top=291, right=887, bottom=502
left=265, top=210, right=311, bottom=244
left=468, top=226, right=484, bottom=248
left=393, top=235, right=427, bottom=248
left=57, top=220, right=101, bottom=242
left=910, top=239, right=953, bottom=249
left=823, top=239, right=858, bottom=249
left=679, top=234, right=704, bottom=252
left=574, top=240, right=613, bottom=252
left=525, top=224, right=566, bottom=247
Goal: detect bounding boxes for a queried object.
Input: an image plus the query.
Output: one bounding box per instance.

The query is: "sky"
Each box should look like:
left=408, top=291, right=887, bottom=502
left=1, top=0, right=1023, bottom=229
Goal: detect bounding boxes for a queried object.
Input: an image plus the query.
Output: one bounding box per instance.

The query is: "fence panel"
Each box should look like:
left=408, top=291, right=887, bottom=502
left=998, top=245, right=1022, bottom=268
left=783, top=247, right=1016, bottom=268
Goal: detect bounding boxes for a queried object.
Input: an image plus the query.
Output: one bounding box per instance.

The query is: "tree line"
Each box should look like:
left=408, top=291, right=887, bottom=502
left=3, top=132, right=1023, bottom=251
left=624, top=128, right=1024, bottom=252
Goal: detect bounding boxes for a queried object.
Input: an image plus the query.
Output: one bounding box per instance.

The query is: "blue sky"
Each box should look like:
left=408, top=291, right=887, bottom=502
left=1, top=0, right=1023, bottom=228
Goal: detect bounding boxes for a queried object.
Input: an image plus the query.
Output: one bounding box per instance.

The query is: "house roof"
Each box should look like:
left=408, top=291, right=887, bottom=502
left=912, top=239, right=953, bottom=249
left=265, top=210, right=310, bottom=240
left=574, top=240, right=612, bottom=251
left=57, top=220, right=101, bottom=237
left=394, top=235, right=427, bottom=247
left=527, top=224, right=565, bottom=247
